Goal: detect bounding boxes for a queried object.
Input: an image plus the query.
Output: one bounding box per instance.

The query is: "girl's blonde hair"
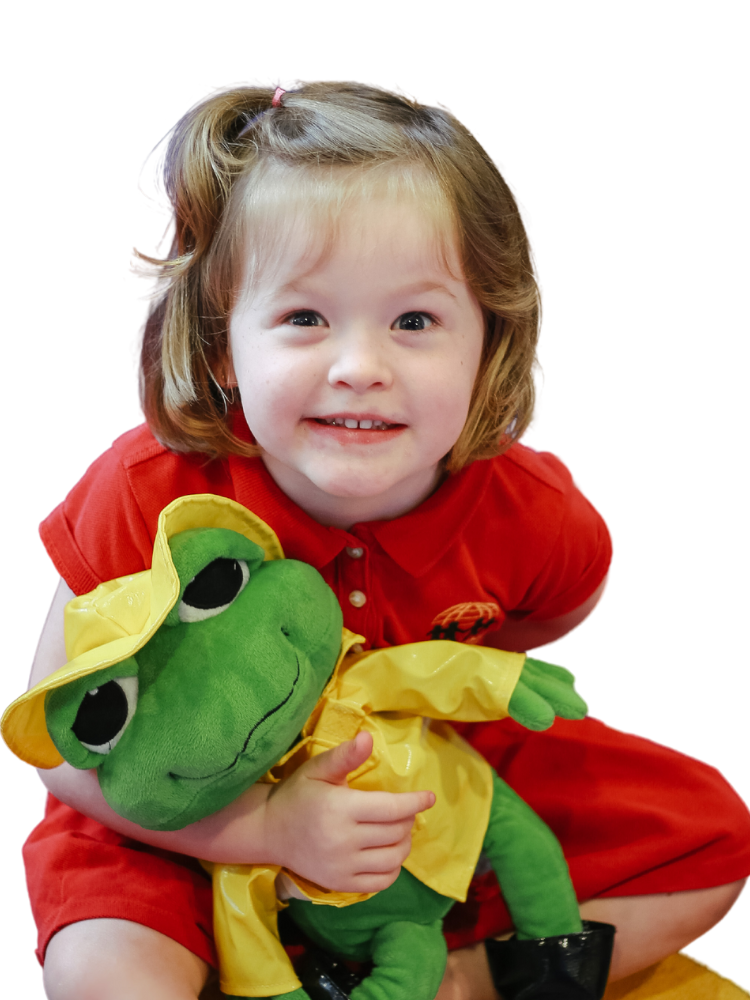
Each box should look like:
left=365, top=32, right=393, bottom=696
left=140, top=81, right=539, bottom=470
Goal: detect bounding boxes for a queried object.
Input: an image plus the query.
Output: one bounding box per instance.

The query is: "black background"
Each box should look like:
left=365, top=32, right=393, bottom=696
left=11, top=72, right=750, bottom=982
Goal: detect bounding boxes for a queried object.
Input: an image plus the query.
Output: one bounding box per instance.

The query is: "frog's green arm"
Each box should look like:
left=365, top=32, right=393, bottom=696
left=338, top=644, right=587, bottom=732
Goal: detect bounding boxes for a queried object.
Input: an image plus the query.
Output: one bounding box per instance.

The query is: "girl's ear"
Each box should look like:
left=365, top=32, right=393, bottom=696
left=216, top=351, right=237, bottom=391
left=207, top=351, right=238, bottom=412
left=207, top=339, right=237, bottom=392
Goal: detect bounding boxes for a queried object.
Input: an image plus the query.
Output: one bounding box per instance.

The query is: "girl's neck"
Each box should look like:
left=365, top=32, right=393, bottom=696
left=261, top=453, right=445, bottom=529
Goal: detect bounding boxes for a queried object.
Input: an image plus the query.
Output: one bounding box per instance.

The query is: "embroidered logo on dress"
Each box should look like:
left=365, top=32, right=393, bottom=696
left=428, top=602, right=500, bottom=643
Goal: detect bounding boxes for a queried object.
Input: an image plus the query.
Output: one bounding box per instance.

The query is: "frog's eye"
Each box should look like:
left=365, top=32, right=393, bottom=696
left=72, top=677, right=138, bottom=754
left=178, top=558, right=250, bottom=623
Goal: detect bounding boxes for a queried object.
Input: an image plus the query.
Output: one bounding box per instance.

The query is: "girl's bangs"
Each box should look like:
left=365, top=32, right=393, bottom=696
left=230, top=159, right=462, bottom=296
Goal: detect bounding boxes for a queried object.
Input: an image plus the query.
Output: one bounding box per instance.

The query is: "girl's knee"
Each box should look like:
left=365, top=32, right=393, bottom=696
left=43, top=918, right=210, bottom=1000
left=579, top=879, right=747, bottom=981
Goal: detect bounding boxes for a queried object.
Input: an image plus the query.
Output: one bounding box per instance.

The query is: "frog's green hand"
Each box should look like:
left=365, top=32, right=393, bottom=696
left=508, top=657, right=588, bottom=732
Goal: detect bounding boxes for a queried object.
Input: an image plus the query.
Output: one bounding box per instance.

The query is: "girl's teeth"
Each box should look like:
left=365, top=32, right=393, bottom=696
left=321, top=417, right=391, bottom=429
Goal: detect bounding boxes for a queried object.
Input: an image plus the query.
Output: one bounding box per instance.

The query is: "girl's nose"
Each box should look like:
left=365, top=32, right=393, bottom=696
left=327, top=330, right=393, bottom=393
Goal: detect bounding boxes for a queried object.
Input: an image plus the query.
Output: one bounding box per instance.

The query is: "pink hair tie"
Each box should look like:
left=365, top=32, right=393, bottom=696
left=271, top=87, right=286, bottom=107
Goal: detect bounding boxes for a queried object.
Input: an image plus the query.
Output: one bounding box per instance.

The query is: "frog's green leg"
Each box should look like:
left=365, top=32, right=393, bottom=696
left=482, top=769, right=582, bottom=940
left=349, top=920, right=446, bottom=1000
left=289, top=869, right=452, bottom=1000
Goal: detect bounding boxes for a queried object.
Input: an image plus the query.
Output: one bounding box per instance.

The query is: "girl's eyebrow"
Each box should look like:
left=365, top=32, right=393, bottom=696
left=397, top=281, right=458, bottom=301
left=271, top=279, right=459, bottom=301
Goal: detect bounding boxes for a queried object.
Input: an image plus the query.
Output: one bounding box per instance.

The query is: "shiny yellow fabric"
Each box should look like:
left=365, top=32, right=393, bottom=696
left=210, top=630, right=525, bottom=996
left=1, top=495, right=284, bottom=768
left=202, top=863, right=303, bottom=997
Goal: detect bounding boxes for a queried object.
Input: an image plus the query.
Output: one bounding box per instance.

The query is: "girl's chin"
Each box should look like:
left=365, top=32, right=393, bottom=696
left=261, top=450, right=442, bottom=514
left=307, top=475, right=401, bottom=500
left=304, top=463, right=442, bottom=506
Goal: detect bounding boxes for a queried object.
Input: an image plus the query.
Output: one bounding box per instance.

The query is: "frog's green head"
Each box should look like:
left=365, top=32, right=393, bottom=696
left=36, top=505, right=342, bottom=832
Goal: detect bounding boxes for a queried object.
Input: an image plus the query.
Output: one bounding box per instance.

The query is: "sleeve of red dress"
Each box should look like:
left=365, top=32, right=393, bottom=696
left=502, top=451, right=615, bottom=621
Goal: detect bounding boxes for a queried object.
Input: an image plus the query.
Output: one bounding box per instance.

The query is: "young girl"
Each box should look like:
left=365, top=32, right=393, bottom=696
left=25, top=82, right=750, bottom=1000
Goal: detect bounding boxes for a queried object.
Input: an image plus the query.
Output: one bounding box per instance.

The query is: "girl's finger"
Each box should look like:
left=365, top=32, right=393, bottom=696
left=344, top=869, right=404, bottom=894
left=349, top=788, right=435, bottom=824
left=353, top=841, right=414, bottom=875
left=353, top=819, right=415, bottom=849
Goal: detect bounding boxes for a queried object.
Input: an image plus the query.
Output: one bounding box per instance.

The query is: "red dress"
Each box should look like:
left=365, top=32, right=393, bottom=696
left=24, top=422, right=750, bottom=965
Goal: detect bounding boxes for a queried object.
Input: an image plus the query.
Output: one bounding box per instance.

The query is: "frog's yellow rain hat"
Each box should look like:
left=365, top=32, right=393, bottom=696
left=1, top=494, right=284, bottom=770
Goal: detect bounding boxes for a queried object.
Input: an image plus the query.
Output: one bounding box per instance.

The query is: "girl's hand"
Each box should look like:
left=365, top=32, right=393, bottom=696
left=263, top=731, right=435, bottom=894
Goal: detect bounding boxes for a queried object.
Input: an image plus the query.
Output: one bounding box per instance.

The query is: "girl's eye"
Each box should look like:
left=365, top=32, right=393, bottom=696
left=393, top=312, right=434, bottom=332
left=285, top=310, right=326, bottom=328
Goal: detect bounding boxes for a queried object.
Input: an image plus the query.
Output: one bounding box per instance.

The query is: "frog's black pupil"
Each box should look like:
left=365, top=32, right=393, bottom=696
left=72, top=682, right=128, bottom=747
left=183, top=558, right=243, bottom=610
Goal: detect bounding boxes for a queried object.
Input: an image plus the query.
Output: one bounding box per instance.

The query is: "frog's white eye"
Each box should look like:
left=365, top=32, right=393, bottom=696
left=178, top=558, right=250, bottom=623
left=72, top=676, right=139, bottom=754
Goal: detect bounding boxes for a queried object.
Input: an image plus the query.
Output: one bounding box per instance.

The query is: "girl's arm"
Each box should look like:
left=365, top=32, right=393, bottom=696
left=29, top=580, right=433, bottom=893
left=485, top=577, right=607, bottom=653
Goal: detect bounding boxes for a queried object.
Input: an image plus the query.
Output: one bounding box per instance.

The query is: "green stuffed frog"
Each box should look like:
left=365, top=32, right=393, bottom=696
left=2, top=494, right=614, bottom=1000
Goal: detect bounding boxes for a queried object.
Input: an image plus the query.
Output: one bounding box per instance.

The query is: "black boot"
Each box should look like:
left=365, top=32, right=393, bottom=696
left=485, top=921, right=616, bottom=1000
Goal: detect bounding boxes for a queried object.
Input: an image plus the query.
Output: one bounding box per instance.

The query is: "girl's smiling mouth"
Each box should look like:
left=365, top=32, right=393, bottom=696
left=304, top=415, right=406, bottom=441
left=312, top=415, right=403, bottom=430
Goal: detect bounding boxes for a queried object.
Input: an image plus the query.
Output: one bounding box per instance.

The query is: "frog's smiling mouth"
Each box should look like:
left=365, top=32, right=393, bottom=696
left=168, top=652, right=301, bottom=782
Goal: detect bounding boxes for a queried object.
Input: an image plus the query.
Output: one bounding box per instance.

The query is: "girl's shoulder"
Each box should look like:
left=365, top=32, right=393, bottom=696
left=493, top=441, right=575, bottom=495
left=40, top=423, right=238, bottom=595
left=481, top=442, right=593, bottom=531
left=485, top=443, right=611, bottom=618
left=369, top=442, right=602, bottom=569
left=442, top=443, right=580, bottom=535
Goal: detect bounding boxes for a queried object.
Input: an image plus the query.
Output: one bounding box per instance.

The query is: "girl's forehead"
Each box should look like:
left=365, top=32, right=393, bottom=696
left=235, top=163, right=462, bottom=294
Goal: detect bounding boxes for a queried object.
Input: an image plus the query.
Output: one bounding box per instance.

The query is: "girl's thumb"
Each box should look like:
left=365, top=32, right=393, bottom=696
left=307, top=731, right=374, bottom=785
